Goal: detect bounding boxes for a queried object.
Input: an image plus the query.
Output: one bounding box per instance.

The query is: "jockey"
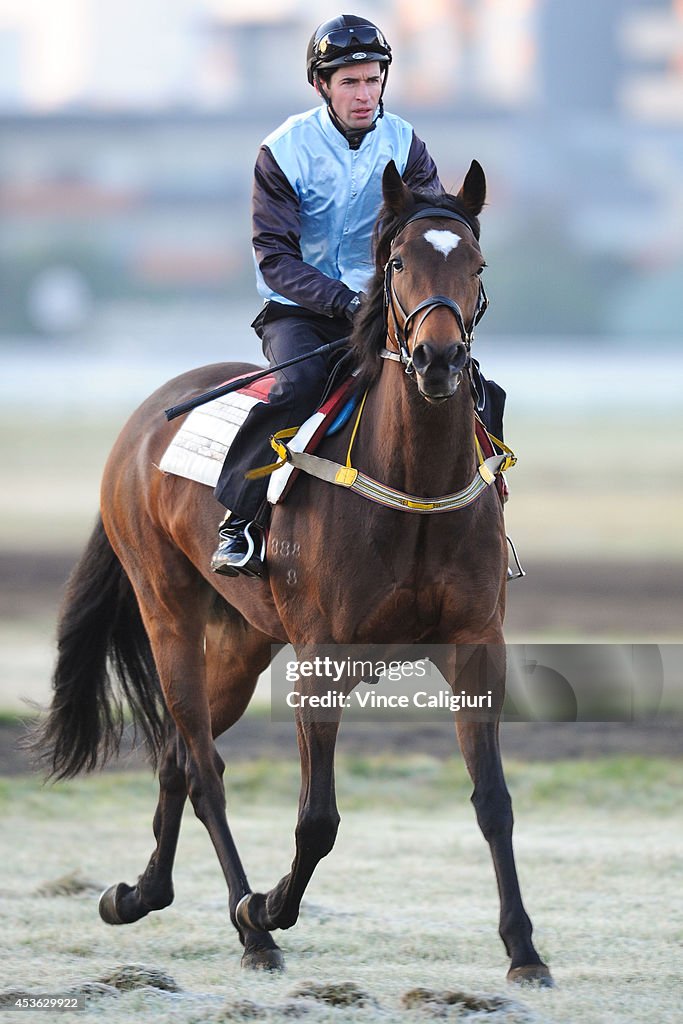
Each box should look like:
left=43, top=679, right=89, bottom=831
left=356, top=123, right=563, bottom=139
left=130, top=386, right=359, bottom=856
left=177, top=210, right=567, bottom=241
left=211, top=13, right=504, bottom=578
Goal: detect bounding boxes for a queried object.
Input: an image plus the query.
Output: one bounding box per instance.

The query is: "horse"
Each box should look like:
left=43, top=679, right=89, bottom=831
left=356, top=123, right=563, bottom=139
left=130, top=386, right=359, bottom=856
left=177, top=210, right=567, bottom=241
left=34, top=159, right=552, bottom=986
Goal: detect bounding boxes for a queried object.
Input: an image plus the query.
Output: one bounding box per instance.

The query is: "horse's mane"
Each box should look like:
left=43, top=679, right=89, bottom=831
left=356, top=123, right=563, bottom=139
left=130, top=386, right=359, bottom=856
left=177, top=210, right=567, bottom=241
left=350, top=186, right=481, bottom=390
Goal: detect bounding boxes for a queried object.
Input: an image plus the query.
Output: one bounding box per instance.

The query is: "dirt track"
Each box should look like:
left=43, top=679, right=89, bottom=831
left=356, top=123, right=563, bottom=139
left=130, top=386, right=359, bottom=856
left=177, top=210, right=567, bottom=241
left=1, top=550, right=681, bottom=774
left=3, top=550, right=683, bottom=637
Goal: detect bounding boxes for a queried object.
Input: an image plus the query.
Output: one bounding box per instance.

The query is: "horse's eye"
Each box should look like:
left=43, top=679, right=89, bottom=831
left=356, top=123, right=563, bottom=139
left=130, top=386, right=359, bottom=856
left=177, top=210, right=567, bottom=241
left=476, top=263, right=487, bottom=276
left=392, top=256, right=404, bottom=272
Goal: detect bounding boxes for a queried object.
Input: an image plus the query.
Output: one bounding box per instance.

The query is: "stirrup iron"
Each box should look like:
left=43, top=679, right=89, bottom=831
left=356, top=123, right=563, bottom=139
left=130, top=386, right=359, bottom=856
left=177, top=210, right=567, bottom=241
left=506, top=534, right=526, bottom=582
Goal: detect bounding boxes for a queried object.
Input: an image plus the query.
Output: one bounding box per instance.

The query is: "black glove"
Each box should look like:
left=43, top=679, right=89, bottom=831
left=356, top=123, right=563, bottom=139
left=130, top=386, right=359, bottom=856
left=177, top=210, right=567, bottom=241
left=344, top=292, right=363, bottom=322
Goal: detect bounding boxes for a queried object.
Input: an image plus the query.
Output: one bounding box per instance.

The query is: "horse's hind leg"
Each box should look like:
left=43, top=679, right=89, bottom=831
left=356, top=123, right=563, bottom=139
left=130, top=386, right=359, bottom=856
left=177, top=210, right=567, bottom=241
left=453, top=643, right=553, bottom=986
left=98, top=546, right=281, bottom=966
left=204, top=605, right=285, bottom=969
left=99, top=726, right=187, bottom=925
left=101, top=605, right=283, bottom=966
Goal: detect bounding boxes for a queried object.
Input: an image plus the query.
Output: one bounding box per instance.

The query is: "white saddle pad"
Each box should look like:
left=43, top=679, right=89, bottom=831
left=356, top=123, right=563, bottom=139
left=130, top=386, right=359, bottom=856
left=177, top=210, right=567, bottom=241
left=159, top=389, right=324, bottom=505
left=159, top=391, right=261, bottom=489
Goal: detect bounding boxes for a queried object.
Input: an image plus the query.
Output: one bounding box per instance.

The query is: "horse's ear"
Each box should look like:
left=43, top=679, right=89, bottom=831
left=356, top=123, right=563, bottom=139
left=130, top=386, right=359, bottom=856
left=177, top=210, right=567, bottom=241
left=382, top=160, right=413, bottom=216
left=457, top=160, right=486, bottom=218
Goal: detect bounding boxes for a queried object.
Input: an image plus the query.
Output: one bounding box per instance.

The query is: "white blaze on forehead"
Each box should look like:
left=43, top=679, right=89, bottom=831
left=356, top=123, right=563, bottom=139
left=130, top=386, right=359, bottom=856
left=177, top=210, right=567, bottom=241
left=424, top=228, right=461, bottom=258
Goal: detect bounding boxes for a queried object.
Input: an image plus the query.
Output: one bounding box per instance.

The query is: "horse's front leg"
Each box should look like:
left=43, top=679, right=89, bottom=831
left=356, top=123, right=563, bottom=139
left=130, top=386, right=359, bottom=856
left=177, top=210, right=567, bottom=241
left=450, top=642, right=553, bottom=986
left=237, top=690, right=341, bottom=934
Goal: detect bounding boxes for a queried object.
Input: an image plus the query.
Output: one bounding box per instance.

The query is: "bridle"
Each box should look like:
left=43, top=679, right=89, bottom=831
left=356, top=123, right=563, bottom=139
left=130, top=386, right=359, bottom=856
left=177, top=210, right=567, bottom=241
left=381, top=206, right=489, bottom=376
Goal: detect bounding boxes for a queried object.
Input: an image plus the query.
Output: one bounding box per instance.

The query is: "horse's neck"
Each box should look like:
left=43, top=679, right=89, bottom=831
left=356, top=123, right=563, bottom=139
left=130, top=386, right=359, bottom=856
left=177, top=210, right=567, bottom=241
left=359, top=365, right=477, bottom=495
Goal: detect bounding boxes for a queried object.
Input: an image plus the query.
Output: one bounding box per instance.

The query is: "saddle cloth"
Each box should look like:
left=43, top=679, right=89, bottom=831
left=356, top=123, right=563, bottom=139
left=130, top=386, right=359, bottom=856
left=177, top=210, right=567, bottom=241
left=158, top=373, right=357, bottom=503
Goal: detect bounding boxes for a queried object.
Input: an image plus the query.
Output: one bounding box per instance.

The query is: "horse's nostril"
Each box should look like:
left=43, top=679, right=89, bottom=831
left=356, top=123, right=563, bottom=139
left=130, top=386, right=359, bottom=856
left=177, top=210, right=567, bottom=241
left=410, top=343, right=434, bottom=374
left=443, top=343, right=461, bottom=367
left=448, top=343, right=468, bottom=371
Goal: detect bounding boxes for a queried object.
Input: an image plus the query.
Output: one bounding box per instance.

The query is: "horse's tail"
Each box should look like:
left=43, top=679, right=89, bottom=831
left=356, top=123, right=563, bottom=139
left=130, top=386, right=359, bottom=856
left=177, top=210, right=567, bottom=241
left=32, top=515, right=169, bottom=780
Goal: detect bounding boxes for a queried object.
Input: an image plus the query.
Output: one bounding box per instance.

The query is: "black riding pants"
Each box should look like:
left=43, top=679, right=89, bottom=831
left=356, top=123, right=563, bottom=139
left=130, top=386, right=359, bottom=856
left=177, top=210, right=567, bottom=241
left=214, top=305, right=350, bottom=520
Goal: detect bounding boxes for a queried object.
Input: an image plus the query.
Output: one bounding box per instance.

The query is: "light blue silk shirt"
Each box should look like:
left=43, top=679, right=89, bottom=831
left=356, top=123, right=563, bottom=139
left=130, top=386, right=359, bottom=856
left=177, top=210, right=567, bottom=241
left=254, top=105, right=415, bottom=306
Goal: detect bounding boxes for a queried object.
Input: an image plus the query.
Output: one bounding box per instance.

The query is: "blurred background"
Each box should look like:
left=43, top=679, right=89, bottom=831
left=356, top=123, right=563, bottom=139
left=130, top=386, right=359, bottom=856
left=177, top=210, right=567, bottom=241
left=1, top=0, right=682, bottom=713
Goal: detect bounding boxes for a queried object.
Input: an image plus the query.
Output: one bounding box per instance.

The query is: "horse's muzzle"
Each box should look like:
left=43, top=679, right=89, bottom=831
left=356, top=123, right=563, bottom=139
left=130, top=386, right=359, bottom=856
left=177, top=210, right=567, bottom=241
left=411, top=342, right=469, bottom=402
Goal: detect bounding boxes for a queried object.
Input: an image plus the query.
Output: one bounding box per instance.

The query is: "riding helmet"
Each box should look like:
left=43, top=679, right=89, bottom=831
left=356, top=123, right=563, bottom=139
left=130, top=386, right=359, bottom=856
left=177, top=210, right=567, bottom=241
left=306, top=14, right=392, bottom=85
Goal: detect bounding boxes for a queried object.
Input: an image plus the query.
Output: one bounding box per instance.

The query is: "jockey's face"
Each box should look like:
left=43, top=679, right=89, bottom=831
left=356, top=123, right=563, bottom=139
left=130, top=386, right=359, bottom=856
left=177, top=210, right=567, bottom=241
left=318, top=61, right=383, bottom=131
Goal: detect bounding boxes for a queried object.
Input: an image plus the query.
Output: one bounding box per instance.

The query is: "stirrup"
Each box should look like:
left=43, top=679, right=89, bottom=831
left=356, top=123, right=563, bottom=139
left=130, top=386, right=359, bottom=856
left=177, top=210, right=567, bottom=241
left=506, top=534, right=526, bottom=582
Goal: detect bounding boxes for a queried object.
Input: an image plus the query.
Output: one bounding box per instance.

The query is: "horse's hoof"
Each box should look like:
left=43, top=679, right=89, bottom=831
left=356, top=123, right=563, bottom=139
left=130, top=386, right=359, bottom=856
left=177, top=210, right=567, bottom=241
left=507, top=964, right=554, bottom=987
left=98, top=883, right=125, bottom=925
left=241, top=947, right=285, bottom=972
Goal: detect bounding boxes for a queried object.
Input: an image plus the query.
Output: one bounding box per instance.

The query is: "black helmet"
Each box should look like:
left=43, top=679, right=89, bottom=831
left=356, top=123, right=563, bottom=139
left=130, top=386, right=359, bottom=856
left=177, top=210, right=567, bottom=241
left=306, top=14, right=392, bottom=85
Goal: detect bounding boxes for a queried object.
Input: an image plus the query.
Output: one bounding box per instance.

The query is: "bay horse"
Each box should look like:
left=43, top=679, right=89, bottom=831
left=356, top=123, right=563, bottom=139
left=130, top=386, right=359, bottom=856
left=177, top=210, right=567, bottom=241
left=35, top=160, right=552, bottom=985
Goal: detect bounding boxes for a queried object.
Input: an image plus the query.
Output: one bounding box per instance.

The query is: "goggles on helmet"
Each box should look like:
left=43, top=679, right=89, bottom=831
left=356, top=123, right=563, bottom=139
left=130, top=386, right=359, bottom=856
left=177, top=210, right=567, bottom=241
left=315, top=25, right=391, bottom=65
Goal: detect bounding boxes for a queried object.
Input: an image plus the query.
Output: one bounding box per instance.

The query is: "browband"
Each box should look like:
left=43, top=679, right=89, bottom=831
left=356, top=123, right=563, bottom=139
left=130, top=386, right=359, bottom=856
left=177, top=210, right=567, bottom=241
left=398, top=205, right=479, bottom=239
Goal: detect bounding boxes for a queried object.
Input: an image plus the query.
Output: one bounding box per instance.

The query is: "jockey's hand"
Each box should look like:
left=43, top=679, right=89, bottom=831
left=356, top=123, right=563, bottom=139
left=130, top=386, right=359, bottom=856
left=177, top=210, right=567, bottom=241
left=344, top=292, right=364, bottom=321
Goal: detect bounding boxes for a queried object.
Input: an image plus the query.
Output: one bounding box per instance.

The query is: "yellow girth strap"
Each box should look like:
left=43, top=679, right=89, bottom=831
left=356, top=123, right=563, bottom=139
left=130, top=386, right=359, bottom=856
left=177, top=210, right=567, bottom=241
left=244, top=391, right=370, bottom=483
left=475, top=415, right=517, bottom=474
left=244, top=427, right=299, bottom=480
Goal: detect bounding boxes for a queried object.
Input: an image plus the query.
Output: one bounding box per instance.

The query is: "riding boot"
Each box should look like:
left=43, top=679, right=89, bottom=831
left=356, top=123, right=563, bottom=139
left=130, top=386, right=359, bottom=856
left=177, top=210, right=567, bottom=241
left=210, top=512, right=266, bottom=579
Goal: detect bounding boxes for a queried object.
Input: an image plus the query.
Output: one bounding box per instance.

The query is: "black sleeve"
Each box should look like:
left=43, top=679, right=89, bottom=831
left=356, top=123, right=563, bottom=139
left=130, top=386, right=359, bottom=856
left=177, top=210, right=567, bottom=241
left=403, top=132, right=443, bottom=194
left=251, top=145, right=357, bottom=318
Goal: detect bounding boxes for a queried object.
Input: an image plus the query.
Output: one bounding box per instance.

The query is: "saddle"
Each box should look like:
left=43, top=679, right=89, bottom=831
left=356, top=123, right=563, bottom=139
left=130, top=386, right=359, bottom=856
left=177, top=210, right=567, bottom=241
left=158, top=371, right=358, bottom=492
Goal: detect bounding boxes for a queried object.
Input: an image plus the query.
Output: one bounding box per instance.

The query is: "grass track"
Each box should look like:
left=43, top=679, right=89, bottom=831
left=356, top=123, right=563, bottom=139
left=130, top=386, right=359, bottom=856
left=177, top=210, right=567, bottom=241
left=1, top=756, right=681, bottom=1023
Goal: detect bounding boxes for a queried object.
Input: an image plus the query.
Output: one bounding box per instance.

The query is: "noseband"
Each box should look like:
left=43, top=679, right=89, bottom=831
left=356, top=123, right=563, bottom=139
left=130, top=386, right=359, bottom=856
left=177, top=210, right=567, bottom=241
left=382, top=207, right=489, bottom=375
